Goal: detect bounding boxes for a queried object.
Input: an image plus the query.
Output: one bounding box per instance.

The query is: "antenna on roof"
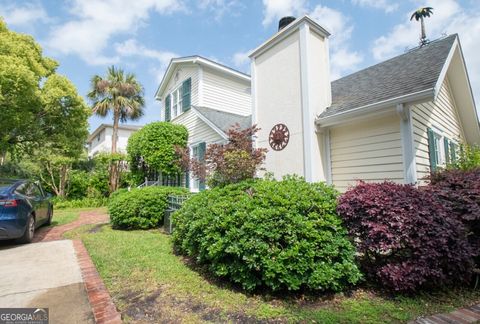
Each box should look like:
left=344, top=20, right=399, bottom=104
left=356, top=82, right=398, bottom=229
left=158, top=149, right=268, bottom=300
left=410, top=7, right=434, bottom=47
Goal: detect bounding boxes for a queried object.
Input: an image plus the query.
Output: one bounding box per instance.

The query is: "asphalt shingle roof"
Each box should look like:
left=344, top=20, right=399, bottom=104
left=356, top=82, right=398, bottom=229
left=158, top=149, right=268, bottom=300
left=320, top=34, right=457, bottom=118
left=194, top=106, right=252, bottom=133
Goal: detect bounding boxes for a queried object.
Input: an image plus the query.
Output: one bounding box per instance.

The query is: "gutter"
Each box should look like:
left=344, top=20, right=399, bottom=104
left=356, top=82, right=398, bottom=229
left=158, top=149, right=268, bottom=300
left=315, top=88, right=434, bottom=127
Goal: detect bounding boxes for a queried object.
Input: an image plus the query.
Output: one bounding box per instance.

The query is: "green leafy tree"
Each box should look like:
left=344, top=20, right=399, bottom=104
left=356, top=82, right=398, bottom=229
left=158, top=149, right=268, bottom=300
left=410, top=7, right=434, bottom=46
left=448, top=144, right=480, bottom=171
left=32, top=75, right=90, bottom=197
left=127, top=122, right=188, bottom=185
left=88, top=66, right=145, bottom=191
left=0, top=18, right=58, bottom=161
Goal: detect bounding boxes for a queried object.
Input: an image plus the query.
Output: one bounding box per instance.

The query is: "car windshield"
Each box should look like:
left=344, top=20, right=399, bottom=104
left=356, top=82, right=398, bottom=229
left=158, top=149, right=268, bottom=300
left=0, top=179, right=17, bottom=195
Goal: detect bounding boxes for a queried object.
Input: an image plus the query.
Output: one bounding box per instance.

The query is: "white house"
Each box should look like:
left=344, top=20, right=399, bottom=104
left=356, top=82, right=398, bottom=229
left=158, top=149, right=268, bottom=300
left=155, top=56, right=251, bottom=191
left=251, top=16, right=480, bottom=191
left=87, top=124, right=142, bottom=157
left=158, top=15, right=480, bottom=192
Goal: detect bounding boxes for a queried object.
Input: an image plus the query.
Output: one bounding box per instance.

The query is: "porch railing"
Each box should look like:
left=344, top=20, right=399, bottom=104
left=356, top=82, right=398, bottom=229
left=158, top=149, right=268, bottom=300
left=164, top=194, right=191, bottom=234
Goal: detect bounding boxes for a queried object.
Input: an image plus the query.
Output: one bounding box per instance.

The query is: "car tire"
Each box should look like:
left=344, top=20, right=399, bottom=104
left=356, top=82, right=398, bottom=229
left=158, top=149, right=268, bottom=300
left=45, top=207, right=53, bottom=226
left=18, top=215, right=35, bottom=244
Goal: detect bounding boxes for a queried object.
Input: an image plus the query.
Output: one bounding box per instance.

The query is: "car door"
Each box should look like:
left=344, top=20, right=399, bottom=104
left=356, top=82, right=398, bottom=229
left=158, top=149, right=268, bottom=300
left=26, top=183, right=48, bottom=224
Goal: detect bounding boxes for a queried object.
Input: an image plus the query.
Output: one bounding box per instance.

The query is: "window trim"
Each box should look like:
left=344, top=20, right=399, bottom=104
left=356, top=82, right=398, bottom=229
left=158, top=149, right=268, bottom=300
left=189, top=142, right=202, bottom=192
left=164, top=77, right=191, bottom=121
left=428, top=127, right=459, bottom=170
left=169, top=83, right=184, bottom=120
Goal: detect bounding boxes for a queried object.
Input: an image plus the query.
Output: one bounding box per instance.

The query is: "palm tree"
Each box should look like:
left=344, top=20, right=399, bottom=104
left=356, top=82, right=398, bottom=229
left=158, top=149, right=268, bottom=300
left=88, top=66, right=145, bottom=154
left=410, top=7, right=434, bottom=46
left=88, top=66, right=145, bottom=192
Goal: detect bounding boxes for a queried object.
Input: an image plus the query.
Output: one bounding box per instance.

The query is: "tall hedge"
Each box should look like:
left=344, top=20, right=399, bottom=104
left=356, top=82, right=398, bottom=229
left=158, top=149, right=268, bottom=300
left=127, top=122, right=188, bottom=184
left=337, top=181, right=474, bottom=292
left=172, top=177, right=362, bottom=292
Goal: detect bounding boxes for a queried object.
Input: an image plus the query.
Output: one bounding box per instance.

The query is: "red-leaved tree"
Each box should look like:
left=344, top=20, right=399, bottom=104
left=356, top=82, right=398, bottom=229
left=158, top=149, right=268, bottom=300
left=176, top=124, right=267, bottom=188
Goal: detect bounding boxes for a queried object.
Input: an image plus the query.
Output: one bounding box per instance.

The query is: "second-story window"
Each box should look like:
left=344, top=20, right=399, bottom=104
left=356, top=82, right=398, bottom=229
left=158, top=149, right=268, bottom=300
left=164, top=77, right=191, bottom=122
left=171, top=85, right=183, bottom=119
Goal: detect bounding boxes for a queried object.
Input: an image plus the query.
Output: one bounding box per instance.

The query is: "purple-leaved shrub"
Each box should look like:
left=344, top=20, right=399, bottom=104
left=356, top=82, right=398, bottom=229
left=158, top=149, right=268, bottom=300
left=337, top=181, right=474, bottom=292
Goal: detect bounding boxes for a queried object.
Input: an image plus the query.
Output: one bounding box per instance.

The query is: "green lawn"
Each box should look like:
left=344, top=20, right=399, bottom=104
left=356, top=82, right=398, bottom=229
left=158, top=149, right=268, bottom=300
left=67, top=224, right=480, bottom=323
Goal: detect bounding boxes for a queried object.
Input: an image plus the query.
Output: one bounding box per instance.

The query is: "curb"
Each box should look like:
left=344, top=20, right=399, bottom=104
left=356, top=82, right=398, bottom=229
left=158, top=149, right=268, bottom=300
left=73, top=239, right=122, bottom=324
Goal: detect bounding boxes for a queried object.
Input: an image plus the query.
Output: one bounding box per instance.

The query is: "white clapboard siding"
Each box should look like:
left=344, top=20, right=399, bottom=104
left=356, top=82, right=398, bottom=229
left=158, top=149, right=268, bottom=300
left=172, top=109, right=224, bottom=145
left=330, top=114, right=404, bottom=192
left=411, top=78, right=465, bottom=182
left=201, top=66, right=251, bottom=116
left=160, top=65, right=199, bottom=121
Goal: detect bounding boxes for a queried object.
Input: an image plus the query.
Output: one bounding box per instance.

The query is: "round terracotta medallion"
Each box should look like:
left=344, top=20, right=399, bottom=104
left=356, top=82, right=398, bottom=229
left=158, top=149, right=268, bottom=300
left=269, top=123, right=290, bottom=151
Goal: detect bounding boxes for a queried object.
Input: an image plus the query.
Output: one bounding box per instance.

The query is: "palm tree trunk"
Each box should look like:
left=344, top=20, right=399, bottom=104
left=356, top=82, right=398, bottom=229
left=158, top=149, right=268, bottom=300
left=108, top=108, right=121, bottom=193
left=112, top=108, right=119, bottom=154
left=420, top=17, right=426, bottom=44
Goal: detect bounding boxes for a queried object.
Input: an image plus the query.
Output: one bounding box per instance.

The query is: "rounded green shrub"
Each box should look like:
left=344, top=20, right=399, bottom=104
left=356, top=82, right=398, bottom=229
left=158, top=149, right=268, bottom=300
left=172, top=176, right=362, bottom=292
left=109, top=188, right=129, bottom=200
left=109, top=186, right=188, bottom=229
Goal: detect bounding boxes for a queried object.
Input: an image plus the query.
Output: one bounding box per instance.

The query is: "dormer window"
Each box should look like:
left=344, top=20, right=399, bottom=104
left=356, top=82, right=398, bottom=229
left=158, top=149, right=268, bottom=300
left=164, top=78, right=191, bottom=121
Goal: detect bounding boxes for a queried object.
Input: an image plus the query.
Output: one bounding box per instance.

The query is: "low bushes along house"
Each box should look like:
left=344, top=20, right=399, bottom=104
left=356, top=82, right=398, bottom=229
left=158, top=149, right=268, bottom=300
left=172, top=177, right=362, bottom=292
left=109, top=186, right=188, bottom=230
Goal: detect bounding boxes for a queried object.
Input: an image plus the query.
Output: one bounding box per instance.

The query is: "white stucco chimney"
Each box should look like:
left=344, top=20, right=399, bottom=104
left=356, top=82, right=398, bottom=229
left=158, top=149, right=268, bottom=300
left=250, top=15, right=332, bottom=182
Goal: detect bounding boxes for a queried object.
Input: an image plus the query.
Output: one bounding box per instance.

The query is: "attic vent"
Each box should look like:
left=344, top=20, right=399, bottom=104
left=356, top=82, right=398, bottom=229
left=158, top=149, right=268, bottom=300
left=278, top=16, right=296, bottom=31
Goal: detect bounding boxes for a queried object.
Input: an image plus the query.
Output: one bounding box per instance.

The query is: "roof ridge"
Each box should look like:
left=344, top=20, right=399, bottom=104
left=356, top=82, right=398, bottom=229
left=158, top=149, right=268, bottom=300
left=171, top=55, right=251, bottom=78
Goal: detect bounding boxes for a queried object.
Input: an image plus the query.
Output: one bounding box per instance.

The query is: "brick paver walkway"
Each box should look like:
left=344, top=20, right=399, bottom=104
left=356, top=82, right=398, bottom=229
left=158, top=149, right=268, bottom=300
left=412, top=304, right=480, bottom=323
left=34, top=209, right=121, bottom=324
left=33, top=209, right=109, bottom=243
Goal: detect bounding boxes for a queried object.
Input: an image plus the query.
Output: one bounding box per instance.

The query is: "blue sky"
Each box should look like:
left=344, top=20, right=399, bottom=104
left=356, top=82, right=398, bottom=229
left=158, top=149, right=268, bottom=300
left=1, top=0, right=479, bottom=132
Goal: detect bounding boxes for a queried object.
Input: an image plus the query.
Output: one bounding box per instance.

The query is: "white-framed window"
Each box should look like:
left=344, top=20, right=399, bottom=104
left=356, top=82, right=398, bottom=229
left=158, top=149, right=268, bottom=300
left=433, top=132, right=446, bottom=166
left=190, top=145, right=200, bottom=191
left=188, top=142, right=206, bottom=192
left=164, top=78, right=191, bottom=122
left=428, top=128, right=459, bottom=171
left=171, top=85, right=183, bottom=119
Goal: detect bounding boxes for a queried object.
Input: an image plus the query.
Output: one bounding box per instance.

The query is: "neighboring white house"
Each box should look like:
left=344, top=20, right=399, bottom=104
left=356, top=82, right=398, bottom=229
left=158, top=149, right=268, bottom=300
left=87, top=124, right=142, bottom=157
left=155, top=56, right=251, bottom=191
left=157, top=15, right=480, bottom=192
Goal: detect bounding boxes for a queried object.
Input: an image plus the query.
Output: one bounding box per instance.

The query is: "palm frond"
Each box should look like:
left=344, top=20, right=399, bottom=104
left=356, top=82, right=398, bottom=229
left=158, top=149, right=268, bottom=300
left=91, top=98, right=112, bottom=117
left=88, top=65, right=145, bottom=124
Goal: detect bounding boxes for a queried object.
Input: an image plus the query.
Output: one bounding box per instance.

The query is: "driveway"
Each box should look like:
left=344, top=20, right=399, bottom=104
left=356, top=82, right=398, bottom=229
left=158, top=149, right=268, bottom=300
left=0, top=240, right=95, bottom=323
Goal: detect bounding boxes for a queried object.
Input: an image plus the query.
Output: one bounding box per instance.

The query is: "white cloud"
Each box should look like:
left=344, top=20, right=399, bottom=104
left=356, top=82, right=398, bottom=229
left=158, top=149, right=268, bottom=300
left=372, top=0, right=480, bottom=107
left=115, top=39, right=178, bottom=83
left=351, top=0, right=399, bottom=13
left=309, top=5, right=363, bottom=79
left=197, top=0, right=242, bottom=20
left=46, top=0, right=184, bottom=65
left=262, top=0, right=307, bottom=26
left=232, top=49, right=251, bottom=73
left=0, top=1, right=49, bottom=27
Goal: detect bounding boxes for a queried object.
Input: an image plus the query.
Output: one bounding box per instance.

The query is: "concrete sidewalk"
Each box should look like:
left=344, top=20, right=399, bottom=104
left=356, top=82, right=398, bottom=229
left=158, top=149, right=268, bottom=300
left=0, top=240, right=94, bottom=324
